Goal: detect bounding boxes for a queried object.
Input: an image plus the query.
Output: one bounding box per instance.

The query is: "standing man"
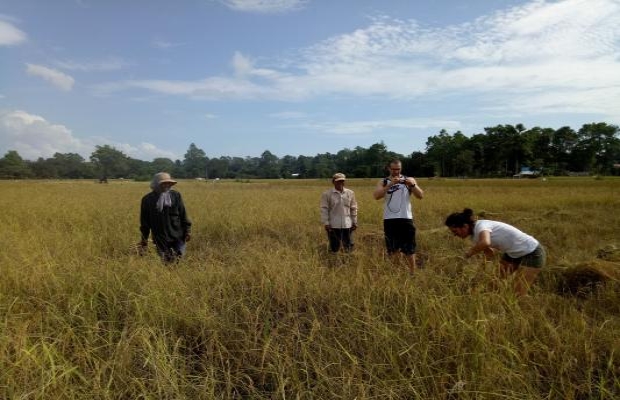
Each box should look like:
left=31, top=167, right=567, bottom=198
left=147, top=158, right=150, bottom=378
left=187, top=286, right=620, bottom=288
left=320, top=173, right=358, bottom=253
left=373, top=160, right=424, bottom=274
left=140, top=172, right=192, bottom=263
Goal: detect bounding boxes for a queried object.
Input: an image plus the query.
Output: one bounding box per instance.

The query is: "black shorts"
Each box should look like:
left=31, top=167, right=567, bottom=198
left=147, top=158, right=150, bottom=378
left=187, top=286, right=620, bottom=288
left=384, top=218, right=416, bottom=255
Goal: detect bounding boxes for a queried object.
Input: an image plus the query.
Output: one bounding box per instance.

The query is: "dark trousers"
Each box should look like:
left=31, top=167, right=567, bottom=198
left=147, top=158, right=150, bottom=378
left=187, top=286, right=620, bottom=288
left=155, top=239, right=186, bottom=263
left=327, top=228, right=354, bottom=253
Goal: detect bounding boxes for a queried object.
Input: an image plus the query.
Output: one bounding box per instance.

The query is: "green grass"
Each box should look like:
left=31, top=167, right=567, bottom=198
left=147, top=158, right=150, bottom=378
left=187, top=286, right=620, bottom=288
left=1, top=177, right=619, bottom=399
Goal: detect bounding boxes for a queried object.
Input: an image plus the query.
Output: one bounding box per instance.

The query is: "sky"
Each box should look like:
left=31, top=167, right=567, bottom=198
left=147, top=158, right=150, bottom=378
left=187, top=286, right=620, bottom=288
left=1, top=0, right=619, bottom=162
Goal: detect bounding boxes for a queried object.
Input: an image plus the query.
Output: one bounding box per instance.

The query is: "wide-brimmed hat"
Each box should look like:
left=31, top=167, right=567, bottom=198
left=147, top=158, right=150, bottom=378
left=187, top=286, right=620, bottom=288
left=332, top=173, right=346, bottom=182
left=150, top=172, right=177, bottom=190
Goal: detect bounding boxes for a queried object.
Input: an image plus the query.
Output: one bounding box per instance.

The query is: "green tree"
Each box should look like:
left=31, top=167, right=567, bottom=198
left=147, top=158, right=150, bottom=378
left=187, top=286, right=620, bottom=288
left=90, top=145, right=131, bottom=178
left=425, top=130, right=469, bottom=177
left=575, top=123, right=620, bottom=174
left=30, top=157, right=57, bottom=178
left=0, top=150, right=32, bottom=178
left=182, top=143, right=207, bottom=178
left=258, top=150, right=280, bottom=178
left=151, top=158, right=176, bottom=175
left=348, top=147, right=371, bottom=178
left=279, top=155, right=298, bottom=178
left=51, top=153, right=92, bottom=178
left=228, top=157, right=246, bottom=178
left=310, top=153, right=337, bottom=178
left=551, top=126, right=578, bottom=174
left=524, top=127, right=554, bottom=174
left=366, top=142, right=391, bottom=177
left=207, top=157, right=230, bottom=179
left=295, top=155, right=313, bottom=178
left=403, top=151, right=433, bottom=177
left=482, top=124, right=532, bottom=176
left=466, top=133, right=491, bottom=177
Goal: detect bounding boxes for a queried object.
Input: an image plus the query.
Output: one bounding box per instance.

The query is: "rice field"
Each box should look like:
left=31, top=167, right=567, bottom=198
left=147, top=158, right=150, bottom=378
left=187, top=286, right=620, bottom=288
left=1, top=177, right=619, bottom=399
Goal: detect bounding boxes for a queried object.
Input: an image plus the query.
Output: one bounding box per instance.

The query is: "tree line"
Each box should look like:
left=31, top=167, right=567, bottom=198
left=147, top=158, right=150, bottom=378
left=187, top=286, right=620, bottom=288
left=1, top=122, right=619, bottom=180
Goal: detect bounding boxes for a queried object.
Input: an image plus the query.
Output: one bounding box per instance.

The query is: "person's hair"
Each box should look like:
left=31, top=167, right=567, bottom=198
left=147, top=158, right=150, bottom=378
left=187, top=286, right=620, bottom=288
left=445, top=208, right=476, bottom=228
left=389, top=159, right=402, bottom=167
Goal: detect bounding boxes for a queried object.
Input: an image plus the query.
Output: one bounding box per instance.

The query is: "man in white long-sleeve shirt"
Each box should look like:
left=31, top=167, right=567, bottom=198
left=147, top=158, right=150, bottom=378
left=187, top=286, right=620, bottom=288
left=320, top=173, right=358, bottom=253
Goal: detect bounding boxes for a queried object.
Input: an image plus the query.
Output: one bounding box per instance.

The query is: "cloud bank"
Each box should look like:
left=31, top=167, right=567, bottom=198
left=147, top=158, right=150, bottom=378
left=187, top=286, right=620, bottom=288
left=97, top=0, right=620, bottom=122
left=0, top=110, right=179, bottom=161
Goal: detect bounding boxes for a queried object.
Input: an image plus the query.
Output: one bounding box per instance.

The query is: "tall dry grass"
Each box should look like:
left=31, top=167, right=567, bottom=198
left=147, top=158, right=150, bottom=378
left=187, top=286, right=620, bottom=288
left=1, top=177, right=619, bottom=399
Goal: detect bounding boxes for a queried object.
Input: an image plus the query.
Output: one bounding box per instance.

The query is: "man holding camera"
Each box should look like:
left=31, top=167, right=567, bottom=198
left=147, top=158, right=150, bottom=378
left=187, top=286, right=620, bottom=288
left=373, top=159, right=424, bottom=274
left=320, top=172, right=358, bottom=254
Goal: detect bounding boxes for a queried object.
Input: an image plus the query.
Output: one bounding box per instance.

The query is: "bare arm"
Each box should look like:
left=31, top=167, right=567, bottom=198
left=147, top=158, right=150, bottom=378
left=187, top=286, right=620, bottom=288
left=373, top=179, right=389, bottom=200
left=466, top=230, right=492, bottom=258
left=404, top=177, right=423, bottom=199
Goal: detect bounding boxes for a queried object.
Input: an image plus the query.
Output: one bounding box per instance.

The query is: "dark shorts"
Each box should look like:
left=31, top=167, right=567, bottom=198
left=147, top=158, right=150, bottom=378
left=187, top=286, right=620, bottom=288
left=384, top=218, right=416, bottom=255
left=502, top=245, right=546, bottom=269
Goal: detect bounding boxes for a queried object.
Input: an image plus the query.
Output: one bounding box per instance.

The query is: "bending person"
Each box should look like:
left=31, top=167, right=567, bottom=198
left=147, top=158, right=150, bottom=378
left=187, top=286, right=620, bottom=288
left=445, top=208, right=546, bottom=296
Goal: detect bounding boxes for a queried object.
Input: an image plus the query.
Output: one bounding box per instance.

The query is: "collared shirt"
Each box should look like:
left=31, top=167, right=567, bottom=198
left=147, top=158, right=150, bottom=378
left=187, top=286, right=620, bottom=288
left=320, top=187, right=358, bottom=228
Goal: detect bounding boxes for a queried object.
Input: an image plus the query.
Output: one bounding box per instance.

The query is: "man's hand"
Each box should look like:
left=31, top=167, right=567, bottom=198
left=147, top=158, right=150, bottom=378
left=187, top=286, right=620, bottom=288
left=324, top=224, right=331, bottom=232
left=351, top=223, right=357, bottom=231
left=185, top=233, right=191, bottom=242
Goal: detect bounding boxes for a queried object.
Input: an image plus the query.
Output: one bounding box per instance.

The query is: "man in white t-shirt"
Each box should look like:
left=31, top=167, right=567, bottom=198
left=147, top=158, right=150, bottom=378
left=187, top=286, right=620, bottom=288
left=373, top=160, right=424, bottom=274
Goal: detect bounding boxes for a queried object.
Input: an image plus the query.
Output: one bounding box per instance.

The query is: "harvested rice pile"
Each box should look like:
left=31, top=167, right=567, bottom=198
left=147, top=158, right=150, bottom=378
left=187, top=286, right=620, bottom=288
left=554, top=246, right=620, bottom=297
left=597, top=244, right=620, bottom=262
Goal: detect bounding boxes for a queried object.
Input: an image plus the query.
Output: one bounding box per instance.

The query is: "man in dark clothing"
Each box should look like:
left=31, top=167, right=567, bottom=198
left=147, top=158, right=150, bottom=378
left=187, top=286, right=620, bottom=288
left=140, top=172, right=191, bottom=263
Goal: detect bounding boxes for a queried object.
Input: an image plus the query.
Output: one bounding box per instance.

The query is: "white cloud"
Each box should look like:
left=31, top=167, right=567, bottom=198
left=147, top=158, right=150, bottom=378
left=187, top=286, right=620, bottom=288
left=151, top=39, right=185, bottom=49
left=269, top=111, right=307, bottom=119
left=0, top=110, right=89, bottom=159
left=53, top=57, right=129, bottom=71
left=97, top=0, right=620, bottom=122
left=0, top=19, right=26, bottom=46
left=112, top=142, right=179, bottom=161
left=26, top=64, right=75, bottom=91
left=0, top=110, right=178, bottom=161
left=232, top=51, right=253, bottom=77
left=232, top=51, right=283, bottom=79
left=301, top=118, right=461, bottom=135
left=219, top=0, right=307, bottom=14
left=105, top=75, right=291, bottom=100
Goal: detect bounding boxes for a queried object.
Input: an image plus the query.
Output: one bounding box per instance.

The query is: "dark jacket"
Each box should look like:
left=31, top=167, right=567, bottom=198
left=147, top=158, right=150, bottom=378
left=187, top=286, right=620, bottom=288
left=140, top=190, right=191, bottom=246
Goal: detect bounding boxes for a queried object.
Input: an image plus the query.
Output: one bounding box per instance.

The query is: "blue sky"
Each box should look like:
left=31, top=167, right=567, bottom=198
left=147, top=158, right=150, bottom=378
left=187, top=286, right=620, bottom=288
left=1, top=0, right=619, bottom=161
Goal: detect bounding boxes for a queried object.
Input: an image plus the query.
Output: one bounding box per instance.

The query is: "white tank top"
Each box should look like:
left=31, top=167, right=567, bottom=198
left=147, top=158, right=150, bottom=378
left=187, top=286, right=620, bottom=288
left=383, top=181, right=413, bottom=219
